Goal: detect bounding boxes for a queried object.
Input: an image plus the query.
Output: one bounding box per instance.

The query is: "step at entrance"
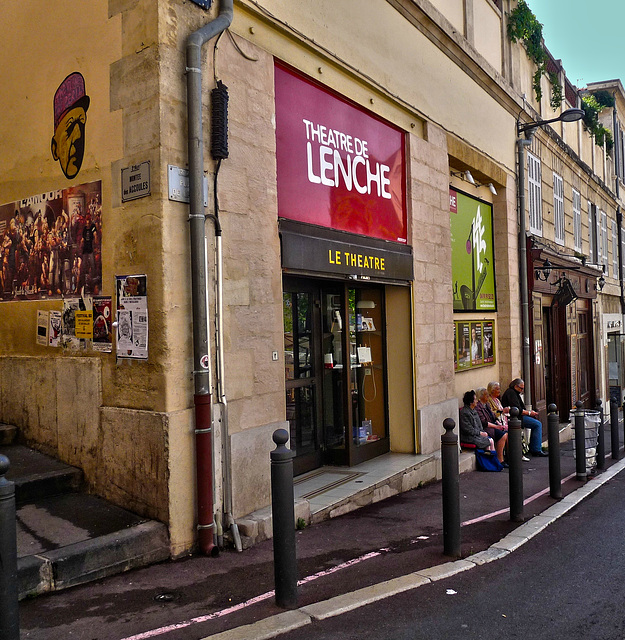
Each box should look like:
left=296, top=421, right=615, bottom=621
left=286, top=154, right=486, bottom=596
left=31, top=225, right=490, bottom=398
left=0, top=422, right=17, bottom=445
left=0, top=441, right=170, bottom=599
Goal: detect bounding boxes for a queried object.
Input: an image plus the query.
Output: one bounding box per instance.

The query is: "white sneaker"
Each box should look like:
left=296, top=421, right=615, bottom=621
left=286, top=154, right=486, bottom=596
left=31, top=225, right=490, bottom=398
left=522, top=455, right=530, bottom=462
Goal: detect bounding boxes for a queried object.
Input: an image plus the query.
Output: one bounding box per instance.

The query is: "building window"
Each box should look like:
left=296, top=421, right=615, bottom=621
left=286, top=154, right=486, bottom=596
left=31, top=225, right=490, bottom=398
left=613, top=219, right=618, bottom=278
left=588, top=201, right=597, bottom=263
left=528, top=152, right=542, bottom=235
left=601, top=210, right=608, bottom=270
left=573, top=189, right=581, bottom=252
left=553, top=173, right=564, bottom=244
left=622, top=231, right=625, bottom=280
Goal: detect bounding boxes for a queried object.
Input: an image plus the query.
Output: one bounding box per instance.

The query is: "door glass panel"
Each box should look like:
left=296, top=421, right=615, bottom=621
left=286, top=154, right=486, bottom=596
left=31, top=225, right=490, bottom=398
left=283, top=292, right=314, bottom=380
left=286, top=386, right=316, bottom=458
left=322, top=291, right=345, bottom=450
left=283, top=293, right=294, bottom=381
left=283, top=289, right=318, bottom=460
left=349, top=288, right=387, bottom=446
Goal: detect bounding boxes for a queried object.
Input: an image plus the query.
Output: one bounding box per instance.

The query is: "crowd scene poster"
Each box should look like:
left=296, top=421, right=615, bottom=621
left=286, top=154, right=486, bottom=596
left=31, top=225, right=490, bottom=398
left=0, top=181, right=102, bottom=301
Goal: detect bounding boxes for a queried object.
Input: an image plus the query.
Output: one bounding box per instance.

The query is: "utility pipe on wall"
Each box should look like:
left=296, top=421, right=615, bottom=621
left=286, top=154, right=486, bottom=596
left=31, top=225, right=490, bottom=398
left=517, top=135, right=534, bottom=408
left=186, top=0, right=233, bottom=555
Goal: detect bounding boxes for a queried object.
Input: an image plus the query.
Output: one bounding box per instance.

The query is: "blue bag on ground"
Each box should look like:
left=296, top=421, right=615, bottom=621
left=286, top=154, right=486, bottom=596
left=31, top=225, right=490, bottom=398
left=475, top=449, right=503, bottom=472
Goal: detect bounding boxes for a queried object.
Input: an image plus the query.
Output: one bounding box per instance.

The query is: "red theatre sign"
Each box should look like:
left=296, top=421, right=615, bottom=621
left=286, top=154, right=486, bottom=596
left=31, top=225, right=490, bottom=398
left=274, top=63, right=407, bottom=244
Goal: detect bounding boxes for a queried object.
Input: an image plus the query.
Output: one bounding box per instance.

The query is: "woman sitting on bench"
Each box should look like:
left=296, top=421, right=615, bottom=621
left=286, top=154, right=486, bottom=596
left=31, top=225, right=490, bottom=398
left=475, top=386, right=508, bottom=467
left=459, top=389, right=495, bottom=456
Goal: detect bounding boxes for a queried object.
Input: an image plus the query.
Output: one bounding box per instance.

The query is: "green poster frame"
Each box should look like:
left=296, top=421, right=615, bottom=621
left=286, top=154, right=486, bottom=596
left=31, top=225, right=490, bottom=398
left=450, top=189, right=497, bottom=312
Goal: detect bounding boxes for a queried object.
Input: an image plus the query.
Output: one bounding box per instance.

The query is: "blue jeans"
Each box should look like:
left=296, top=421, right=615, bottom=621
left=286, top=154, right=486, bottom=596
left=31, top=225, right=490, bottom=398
left=522, top=415, right=543, bottom=453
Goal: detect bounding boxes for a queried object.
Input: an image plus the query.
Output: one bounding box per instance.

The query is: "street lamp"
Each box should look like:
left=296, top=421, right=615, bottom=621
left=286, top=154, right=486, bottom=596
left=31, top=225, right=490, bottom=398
left=534, top=258, right=552, bottom=282
left=517, top=108, right=585, bottom=136
left=517, top=107, right=585, bottom=408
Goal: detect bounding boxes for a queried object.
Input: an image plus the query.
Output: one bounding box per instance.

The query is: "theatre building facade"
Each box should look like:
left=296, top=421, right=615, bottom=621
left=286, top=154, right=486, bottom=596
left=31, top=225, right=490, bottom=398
left=276, top=64, right=416, bottom=473
left=5, top=0, right=618, bottom=554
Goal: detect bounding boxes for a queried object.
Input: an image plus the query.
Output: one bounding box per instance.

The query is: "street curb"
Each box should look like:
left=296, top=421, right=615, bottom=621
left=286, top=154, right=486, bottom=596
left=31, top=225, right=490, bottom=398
left=199, top=456, right=625, bottom=640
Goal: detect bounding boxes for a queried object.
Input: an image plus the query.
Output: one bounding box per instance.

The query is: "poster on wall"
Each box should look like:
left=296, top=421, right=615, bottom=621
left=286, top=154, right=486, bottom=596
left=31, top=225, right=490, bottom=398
left=116, top=275, right=148, bottom=360
left=61, top=298, right=82, bottom=349
left=75, top=310, right=93, bottom=340
left=454, top=320, right=495, bottom=371
left=470, top=322, right=483, bottom=366
left=36, top=310, right=49, bottom=346
left=483, top=321, right=494, bottom=363
left=456, top=321, right=471, bottom=370
left=92, top=296, right=113, bottom=353
left=0, top=181, right=102, bottom=302
left=453, top=323, right=458, bottom=370
left=49, top=310, right=62, bottom=347
left=274, top=63, right=407, bottom=244
left=450, top=189, right=496, bottom=312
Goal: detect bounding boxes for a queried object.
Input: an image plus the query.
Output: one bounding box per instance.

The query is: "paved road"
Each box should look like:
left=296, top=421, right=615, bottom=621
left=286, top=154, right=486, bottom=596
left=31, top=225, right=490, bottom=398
left=18, top=445, right=620, bottom=640
left=279, top=471, right=625, bottom=640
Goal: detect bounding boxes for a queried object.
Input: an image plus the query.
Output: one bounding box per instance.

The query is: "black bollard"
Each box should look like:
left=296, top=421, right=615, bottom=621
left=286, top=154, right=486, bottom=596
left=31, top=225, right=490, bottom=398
left=508, top=407, right=524, bottom=522
left=612, top=400, right=620, bottom=460
left=270, top=429, right=297, bottom=609
left=0, top=455, right=19, bottom=640
left=596, top=399, right=605, bottom=470
left=574, top=401, right=586, bottom=480
left=441, top=418, right=460, bottom=558
left=547, top=404, right=562, bottom=499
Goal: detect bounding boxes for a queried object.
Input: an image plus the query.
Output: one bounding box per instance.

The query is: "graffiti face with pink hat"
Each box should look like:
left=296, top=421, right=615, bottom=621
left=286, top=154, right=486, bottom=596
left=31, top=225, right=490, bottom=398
left=51, top=72, right=90, bottom=179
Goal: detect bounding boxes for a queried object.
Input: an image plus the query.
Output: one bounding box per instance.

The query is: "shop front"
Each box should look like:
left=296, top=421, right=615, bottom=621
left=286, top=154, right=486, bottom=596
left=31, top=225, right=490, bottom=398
left=530, top=246, right=601, bottom=421
left=274, top=63, right=413, bottom=474
left=604, top=314, right=625, bottom=405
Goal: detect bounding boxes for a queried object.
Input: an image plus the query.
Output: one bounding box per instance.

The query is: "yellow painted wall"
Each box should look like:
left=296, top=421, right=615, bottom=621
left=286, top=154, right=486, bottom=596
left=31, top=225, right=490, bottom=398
left=473, top=0, right=502, bottom=74
left=430, top=0, right=465, bottom=34
left=386, top=285, right=415, bottom=453
left=235, top=0, right=518, bottom=172
left=0, top=0, right=188, bottom=547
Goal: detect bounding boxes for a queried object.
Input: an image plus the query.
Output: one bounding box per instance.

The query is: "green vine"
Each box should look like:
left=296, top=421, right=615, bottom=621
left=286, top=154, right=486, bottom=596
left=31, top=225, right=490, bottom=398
left=548, top=72, right=563, bottom=111
left=581, top=94, right=614, bottom=154
left=593, top=90, right=615, bottom=109
left=507, top=0, right=561, bottom=111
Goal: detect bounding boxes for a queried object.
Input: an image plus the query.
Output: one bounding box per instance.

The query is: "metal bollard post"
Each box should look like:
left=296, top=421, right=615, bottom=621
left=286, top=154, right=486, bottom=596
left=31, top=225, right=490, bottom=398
left=508, top=407, right=524, bottom=522
left=574, top=401, right=586, bottom=480
left=547, top=404, right=562, bottom=499
left=270, top=429, right=297, bottom=609
left=612, top=400, right=620, bottom=460
left=441, top=418, right=460, bottom=558
left=0, top=455, right=19, bottom=640
left=596, top=399, right=605, bottom=470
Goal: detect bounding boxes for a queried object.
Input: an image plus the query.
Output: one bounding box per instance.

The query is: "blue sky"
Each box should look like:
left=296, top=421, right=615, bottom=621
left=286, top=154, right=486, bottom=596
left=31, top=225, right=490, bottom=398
left=527, top=0, right=625, bottom=88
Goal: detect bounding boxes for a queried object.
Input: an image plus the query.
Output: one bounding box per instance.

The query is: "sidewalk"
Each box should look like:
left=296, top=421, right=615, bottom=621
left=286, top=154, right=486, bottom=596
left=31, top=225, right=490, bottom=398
left=18, top=419, right=624, bottom=640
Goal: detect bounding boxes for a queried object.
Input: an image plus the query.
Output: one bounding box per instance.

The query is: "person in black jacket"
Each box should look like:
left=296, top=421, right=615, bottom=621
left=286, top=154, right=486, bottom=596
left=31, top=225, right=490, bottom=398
left=459, top=390, right=495, bottom=452
left=501, top=378, right=548, bottom=456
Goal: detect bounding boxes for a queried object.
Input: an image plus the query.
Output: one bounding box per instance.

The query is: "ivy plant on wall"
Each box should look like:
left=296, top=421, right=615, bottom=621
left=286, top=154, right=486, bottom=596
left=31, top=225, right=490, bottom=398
left=507, top=0, right=562, bottom=111
left=582, top=94, right=614, bottom=154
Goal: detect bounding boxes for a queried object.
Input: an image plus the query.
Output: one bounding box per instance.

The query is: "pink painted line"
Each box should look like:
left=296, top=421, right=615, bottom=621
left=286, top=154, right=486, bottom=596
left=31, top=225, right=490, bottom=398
left=297, top=551, right=381, bottom=585
left=120, top=470, right=584, bottom=640
left=461, top=472, right=576, bottom=527
left=119, top=551, right=382, bottom=640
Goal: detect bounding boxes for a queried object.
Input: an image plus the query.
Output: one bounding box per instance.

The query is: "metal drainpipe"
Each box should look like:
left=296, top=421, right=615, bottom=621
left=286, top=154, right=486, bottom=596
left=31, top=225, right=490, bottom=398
left=186, top=0, right=233, bottom=555
left=215, top=230, right=241, bottom=551
left=517, top=134, right=534, bottom=408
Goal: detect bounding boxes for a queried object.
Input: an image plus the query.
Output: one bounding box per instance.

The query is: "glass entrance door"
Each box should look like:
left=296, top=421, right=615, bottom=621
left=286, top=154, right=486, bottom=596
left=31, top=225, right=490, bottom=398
left=284, top=277, right=390, bottom=473
left=283, top=282, right=322, bottom=475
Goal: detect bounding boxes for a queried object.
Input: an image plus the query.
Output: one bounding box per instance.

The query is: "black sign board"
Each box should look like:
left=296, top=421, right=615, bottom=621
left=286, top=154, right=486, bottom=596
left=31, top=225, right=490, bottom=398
left=280, top=219, right=413, bottom=282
